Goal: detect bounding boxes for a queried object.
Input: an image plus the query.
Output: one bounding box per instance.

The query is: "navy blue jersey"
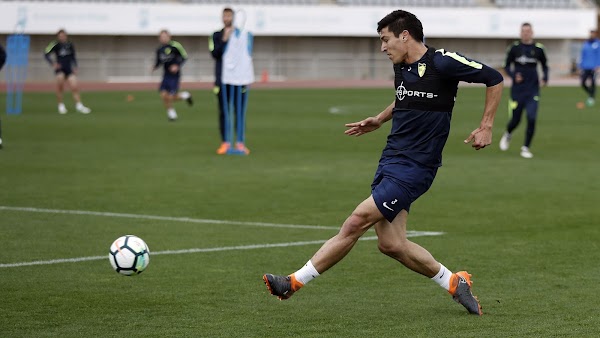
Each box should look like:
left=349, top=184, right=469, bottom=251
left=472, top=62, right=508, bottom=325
left=154, top=41, right=188, bottom=76
left=209, top=29, right=228, bottom=86
left=382, top=47, right=503, bottom=168
left=0, top=44, right=5, bottom=70
left=504, top=41, right=548, bottom=96
left=44, top=41, right=77, bottom=70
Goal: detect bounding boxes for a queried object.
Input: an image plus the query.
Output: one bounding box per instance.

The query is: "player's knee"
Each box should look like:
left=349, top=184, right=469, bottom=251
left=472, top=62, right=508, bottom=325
left=340, top=211, right=371, bottom=238
left=377, top=240, right=406, bottom=257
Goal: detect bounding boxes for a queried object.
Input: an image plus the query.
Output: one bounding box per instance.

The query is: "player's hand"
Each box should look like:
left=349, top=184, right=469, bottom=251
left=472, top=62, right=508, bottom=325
left=344, top=117, right=382, bottom=137
left=464, top=126, right=492, bottom=150
left=169, top=64, right=179, bottom=74
left=72, top=68, right=78, bottom=75
left=53, top=63, right=61, bottom=70
left=541, top=79, right=548, bottom=87
left=514, top=72, right=523, bottom=84
left=223, top=27, right=233, bottom=42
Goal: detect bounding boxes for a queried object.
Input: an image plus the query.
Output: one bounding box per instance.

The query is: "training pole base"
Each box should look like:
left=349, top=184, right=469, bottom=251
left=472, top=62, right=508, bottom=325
left=225, top=149, right=248, bottom=156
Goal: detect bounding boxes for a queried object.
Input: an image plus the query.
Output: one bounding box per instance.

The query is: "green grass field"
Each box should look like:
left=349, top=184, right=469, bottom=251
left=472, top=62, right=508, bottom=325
left=0, top=86, right=599, bottom=337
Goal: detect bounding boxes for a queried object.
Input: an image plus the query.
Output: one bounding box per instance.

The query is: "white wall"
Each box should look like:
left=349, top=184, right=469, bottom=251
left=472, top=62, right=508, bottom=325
left=0, top=2, right=596, bottom=38
left=1, top=3, right=591, bottom=82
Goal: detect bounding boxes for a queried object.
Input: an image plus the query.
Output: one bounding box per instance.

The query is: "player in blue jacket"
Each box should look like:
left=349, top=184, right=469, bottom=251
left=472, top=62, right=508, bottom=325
left=0, top=43, right=5, bottom=149
left=579, top=30, right=600, bottom=107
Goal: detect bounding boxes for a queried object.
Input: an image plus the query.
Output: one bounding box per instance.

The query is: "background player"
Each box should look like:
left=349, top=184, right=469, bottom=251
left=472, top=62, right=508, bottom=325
left=0, top=43, right=5, bottom=149
left=579, top=29, right=600, bottom=107
left=499, top=23, right=548, bottom=159
left=44, top=29, right=91, bottom=114
left=263, top=9, right=503, bottom=315
left=210, top=7, right=235, bottom=154
left=151, top=29, right=192, bottom=122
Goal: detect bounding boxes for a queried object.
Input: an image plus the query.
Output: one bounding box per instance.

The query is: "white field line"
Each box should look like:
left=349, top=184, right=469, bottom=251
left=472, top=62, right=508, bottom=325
left=0, top=205, right=338, bottom=231
left=0, top=232, right=444, bottom=269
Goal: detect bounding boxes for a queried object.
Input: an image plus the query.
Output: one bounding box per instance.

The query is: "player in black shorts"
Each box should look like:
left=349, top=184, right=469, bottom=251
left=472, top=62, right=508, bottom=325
left=263, top=10, right=504, bottom=316
left=499, top=23, right=548, bottom=159
left=151, top=30, right=192, bottom=122
left=44, top=29, right=91, bottom=114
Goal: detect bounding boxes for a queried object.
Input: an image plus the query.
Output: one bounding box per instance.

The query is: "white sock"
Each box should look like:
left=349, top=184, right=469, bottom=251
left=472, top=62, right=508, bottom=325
left=58, top=103, right=66, bottom=109
left=179, top=91, right=190, bottom=100
left=293, top=260, right=320, bottom=285
left=431, top=263, right=453, bottom=291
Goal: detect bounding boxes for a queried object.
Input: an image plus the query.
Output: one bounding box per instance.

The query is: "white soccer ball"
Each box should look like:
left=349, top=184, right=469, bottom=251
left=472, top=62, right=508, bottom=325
left=109, top=235, right=150, bottom=276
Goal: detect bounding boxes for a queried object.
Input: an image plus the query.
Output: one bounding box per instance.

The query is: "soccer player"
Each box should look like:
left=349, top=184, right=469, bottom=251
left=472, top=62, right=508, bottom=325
left=0, top=43, right=5, bottom=149
left=44, top=29, right=91, bottom=114
left=263, top=10, right=503, bottom=315
left=499, top=23, right=548, bottom=159
left=151, top=29, right=192, bottom=121
left=579, top=30, right=600, bottom=107
left=210, top=7, right=235, bottom=154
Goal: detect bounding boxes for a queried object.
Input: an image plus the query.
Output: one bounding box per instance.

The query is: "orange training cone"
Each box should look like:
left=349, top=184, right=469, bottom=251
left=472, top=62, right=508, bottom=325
left=261, top=69, right=269, bottom=83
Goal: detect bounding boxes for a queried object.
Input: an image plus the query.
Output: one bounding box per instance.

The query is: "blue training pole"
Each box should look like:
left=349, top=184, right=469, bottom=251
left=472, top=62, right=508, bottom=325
left=6, top=34, right=30, bottom=115
left=236, top=85, right=243, bottom=144
left=221, top=84, right=232, bottom=145
left=240, top=86, right=249, bottom=144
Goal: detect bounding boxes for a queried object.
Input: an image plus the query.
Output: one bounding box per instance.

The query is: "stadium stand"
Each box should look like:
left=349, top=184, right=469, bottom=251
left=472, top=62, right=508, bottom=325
left=336, top=0, right=477, bottom=6
left=0, top=0, right=591, bottom=6
left=494, top=0, right=585, bottom=8
left=181, top=0, right=320, bottom=4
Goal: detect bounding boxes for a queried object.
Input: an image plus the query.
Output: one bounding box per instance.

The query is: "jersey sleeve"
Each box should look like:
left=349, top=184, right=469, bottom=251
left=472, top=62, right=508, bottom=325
left=154, top=48, right=161, bottom=69
left=170, top=41, right=188, bottom=65
left=535, top=43, right=549, bottom=83
left=70, top=43, right=78, bottom=67
left=434, top=49, right=503, bottom=87
left=503, top=44, right=516, bottom=78
left=595, top=40, right=600, bottom=69
left=0, top=44, right=6, bottom=70
left=210, top=31, right=227, bottom=59
left=44, top=41, right=57, bottom=65
left=247, top=32, right=254, bottom=56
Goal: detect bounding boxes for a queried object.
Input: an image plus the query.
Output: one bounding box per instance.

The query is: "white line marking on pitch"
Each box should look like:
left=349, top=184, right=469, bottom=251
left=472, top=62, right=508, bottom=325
left=0, top=205, right=338, bottom=230
left=0, top=232, right=444, bottom=269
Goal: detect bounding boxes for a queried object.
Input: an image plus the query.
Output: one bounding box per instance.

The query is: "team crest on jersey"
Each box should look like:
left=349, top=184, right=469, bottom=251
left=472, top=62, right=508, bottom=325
left=165, top=47, right=172, bottom=55
left=418, top=63, right=426, bottom=77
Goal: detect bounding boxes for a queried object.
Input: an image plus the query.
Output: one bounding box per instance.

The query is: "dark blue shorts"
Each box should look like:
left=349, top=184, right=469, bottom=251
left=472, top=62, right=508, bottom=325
left=55, top=68, right=73, bottom=77
left=159, top=74, right=180, bottom=95
left=371, top=156, right=438, bottom=222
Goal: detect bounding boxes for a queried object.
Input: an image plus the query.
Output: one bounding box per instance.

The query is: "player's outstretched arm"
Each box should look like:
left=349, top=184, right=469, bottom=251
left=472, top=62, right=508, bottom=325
left=345, top=101, right=394, bottom=137
left=464, top=82, right=503, bottom=150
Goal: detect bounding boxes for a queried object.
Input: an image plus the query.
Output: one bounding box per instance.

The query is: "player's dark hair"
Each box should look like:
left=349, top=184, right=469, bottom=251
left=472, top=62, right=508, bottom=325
left=159, top=29, right=170, bottom=36
left=56, top=29, right=66, bottom=36
left=522, top=22, right=532, bottom=28
left=223, top=7, right=234, bottom=15
left=377, top=10, right=423, bottom=42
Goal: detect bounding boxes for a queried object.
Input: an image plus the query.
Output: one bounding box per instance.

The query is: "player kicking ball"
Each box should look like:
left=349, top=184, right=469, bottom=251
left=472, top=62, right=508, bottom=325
left=263, top=10, right=504, bottom=315
left=151, top=30, right=192, bottom=121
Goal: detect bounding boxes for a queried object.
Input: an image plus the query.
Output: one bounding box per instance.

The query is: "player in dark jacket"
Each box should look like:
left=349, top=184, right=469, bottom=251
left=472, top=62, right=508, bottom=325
left=499, top=23, right=549, bottom=159
left=44, top=29, right=91, bottom=114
